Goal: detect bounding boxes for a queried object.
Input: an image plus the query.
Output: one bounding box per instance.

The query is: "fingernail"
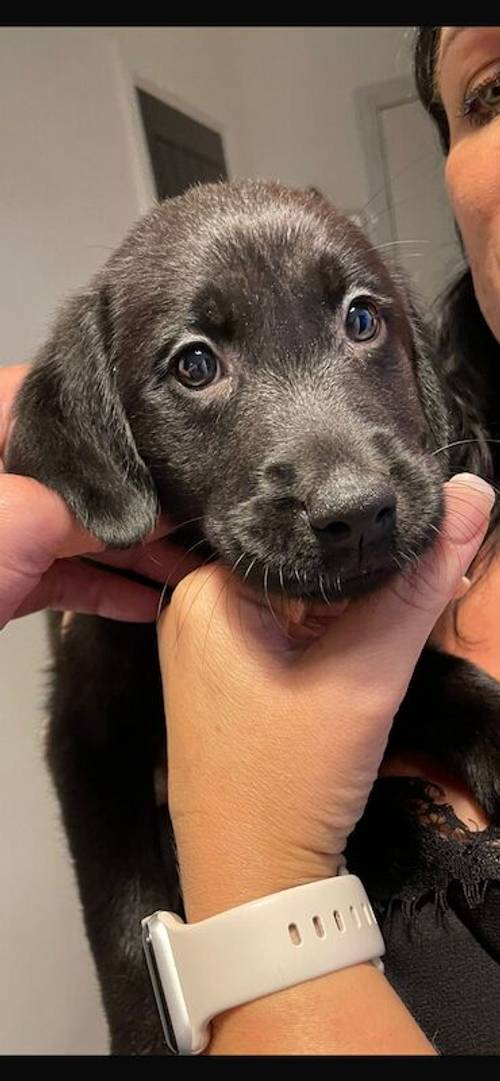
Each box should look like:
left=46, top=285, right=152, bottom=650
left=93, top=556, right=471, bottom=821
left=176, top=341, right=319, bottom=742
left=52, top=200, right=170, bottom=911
left=444, top=474, right=495, bottom=547
left=449, top=473, right=496, bottom=509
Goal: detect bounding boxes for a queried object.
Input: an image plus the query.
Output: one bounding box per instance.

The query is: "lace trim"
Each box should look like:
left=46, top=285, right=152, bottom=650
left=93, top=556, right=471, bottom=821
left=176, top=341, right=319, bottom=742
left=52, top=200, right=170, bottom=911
left=345, top=777, right=500, bottom=919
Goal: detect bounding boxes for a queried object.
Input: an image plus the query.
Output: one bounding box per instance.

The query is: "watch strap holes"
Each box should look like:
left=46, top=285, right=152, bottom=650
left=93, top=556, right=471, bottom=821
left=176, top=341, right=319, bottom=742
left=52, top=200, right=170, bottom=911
left=288, top=922, right=302, bottom=945
left=312, top=915, right=325, bottom=938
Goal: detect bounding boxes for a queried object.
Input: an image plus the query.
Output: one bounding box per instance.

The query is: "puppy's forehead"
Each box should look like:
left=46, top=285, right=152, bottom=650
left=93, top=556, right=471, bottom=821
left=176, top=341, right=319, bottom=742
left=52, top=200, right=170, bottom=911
left=185, top=220, right=390, bottom=343
left=110, top=182, right=398, bottom=344
left=189, top=209, right=384, bottom=296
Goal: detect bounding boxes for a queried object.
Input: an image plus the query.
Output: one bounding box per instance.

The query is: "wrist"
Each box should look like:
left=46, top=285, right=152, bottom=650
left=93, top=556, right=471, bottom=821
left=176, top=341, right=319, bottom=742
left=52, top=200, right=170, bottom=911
left=173, top=822, right=341, bottom=922
left=143, top=874, right=391, bottom=1055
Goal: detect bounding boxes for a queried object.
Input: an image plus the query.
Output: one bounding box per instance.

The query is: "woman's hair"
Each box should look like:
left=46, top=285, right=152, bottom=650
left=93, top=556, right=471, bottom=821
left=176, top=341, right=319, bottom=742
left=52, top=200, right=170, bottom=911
left=414, top=28, right=450, bottom=152
left=413, top=28, right=500, bottom=632
left=413, top=29, right=500, bottom=464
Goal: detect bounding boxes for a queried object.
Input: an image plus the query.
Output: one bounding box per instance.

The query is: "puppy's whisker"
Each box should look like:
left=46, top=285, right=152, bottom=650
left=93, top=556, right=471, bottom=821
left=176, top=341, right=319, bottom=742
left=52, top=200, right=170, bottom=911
left=140, top=515, right=205, bottom=564
left=319, top=573, right=330, bottom=606
left=173, top=562, right=223, bottom=652
left=230, top=551, right=247, bottom=578
left=432, top=437, right=500, bottom=456
left=428, top=522, right=443, bottom=538
left=156, top=537, right=215, bottom=624
left=164, top=536, right=208, bottom=588
left=144, top=549, right=163, bottom=569
left=169, top=514, right=206, bottom=532
left=359, top=146, right=438, bottom=217
left=151, top=538, right=209, bottom=606
left=264, top=563, right=287, bottom=635
left=155, top=580, right=170, bottom=623
left=399, top=548, right=419, bottom=573
left=200, top=573, right=233, bottom=674
left=243, top=556, right=257, bottom=583
left=371, top=242, right=427, bottom=262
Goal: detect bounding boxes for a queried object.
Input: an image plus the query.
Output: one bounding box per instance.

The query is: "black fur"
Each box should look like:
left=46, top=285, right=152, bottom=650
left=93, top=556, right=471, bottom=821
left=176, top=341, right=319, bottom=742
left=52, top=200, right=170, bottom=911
left=6, top=180, right=500, bottom=1054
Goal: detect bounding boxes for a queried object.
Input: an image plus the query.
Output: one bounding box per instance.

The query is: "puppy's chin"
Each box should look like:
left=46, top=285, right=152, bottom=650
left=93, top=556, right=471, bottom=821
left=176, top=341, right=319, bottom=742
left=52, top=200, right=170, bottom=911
left=168, top=522, right=396, bottom=604
left=237, top=558, right=394, bottom=603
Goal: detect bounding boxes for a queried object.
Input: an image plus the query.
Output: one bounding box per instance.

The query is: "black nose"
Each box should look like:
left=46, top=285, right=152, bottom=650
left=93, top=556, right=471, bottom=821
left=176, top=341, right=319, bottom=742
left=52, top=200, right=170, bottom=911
left=307, top=487, right=396, bottom=550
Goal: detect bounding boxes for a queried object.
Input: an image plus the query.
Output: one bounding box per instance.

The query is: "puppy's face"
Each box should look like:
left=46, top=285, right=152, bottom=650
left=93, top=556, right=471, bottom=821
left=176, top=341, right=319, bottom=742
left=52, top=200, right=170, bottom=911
left=8, top=181, right=455, bottom=601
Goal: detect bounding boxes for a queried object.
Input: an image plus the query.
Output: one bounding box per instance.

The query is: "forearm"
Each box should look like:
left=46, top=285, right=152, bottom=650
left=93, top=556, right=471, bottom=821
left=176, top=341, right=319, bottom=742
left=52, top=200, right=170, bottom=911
left=207, top=962, right=436, bottom=1056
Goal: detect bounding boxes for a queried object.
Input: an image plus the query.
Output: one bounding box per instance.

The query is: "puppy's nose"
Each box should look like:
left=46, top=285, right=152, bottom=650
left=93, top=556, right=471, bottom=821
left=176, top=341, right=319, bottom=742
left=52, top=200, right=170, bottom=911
left=307, top=486, right=396, bottom=550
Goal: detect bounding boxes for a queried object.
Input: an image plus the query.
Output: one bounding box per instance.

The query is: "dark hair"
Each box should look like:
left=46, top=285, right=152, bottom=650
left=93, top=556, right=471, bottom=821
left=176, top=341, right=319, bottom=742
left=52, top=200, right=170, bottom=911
left=414, top=28, right=500, bottom=633
left=414, top=28, right=450, bottom=152
left=413, top=28, right=500, bottom=455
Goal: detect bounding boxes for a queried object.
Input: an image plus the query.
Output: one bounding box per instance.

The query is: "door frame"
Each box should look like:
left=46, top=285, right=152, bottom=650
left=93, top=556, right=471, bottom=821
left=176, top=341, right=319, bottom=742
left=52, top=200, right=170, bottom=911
left=109, top=38, right=229, bottom=216
left=354, top=74, right=418, bottom=246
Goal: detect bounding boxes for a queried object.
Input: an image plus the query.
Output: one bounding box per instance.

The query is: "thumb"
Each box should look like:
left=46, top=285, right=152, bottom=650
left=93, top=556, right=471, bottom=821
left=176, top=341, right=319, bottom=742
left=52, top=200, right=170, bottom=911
left=0, top=474, right=102, bottom=628
left=303, top=473, right=495, bottom=703
left=377, top=472, right=495, bottom=641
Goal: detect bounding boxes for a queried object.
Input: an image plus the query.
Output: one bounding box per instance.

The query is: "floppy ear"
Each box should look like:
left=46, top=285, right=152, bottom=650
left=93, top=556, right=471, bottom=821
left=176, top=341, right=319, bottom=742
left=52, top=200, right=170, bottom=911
left=393, top=269, right=452, bottom=457
left=434, top=269, right=499, bottom=482
left=6, top=283, right=159, bottom=547
left=393, top=267, right=495, bottom=476
left=398, top=266, right=500, bottom=542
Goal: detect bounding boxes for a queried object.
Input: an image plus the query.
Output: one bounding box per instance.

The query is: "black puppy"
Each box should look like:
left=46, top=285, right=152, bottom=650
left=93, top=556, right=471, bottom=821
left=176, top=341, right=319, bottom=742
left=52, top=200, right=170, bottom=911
left=6, top=180, right=500, bottom=1055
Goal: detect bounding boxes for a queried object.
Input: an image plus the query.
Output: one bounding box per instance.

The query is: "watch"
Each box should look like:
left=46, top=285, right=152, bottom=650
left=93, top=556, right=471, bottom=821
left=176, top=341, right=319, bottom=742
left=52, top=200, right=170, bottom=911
left=142, top=873, right=385, bottom=1055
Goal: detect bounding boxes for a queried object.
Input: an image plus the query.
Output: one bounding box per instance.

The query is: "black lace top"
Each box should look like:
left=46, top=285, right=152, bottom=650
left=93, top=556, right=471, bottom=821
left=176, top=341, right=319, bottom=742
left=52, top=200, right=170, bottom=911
left=345, top=777, right=500, bottom=1055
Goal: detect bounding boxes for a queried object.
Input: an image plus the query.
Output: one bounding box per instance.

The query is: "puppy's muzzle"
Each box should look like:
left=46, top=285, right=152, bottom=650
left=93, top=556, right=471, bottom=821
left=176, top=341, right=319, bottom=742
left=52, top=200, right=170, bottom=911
left=261, top=455, right=398, bottom=565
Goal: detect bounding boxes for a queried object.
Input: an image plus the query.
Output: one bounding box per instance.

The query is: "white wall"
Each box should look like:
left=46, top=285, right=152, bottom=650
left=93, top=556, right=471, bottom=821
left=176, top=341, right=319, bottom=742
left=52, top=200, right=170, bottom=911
left=0, top=25, right=413, bottom=1053
left=228, top=26, right=414, bottom=209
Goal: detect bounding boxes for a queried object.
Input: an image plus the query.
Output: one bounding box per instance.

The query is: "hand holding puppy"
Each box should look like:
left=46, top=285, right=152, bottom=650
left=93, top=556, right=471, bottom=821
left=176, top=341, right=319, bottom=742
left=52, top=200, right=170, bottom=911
left=158, top=473, right=494, bottom=923
left=0, top=365, right=202, bottom=628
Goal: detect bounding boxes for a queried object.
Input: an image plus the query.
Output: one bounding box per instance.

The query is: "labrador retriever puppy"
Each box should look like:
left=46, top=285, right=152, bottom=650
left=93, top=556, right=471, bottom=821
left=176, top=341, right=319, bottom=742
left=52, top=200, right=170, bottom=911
left=6, top=180, right=500, bottom=1054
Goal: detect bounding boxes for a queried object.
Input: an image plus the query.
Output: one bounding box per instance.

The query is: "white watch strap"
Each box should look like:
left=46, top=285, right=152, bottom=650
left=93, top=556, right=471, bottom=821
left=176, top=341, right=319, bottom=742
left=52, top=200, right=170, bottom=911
left=145, top=874, right=384, bottom=1054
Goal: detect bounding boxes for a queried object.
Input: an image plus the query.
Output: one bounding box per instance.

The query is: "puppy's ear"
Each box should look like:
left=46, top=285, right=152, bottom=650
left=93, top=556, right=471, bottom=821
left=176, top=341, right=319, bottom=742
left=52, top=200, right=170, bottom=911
left=397, top=268, right=498, bottom=540
left=435, top=269, right=499, bottom=482
left=6, top=284, right=159, bottom=547
left=393, top=270, right=452, bottom=456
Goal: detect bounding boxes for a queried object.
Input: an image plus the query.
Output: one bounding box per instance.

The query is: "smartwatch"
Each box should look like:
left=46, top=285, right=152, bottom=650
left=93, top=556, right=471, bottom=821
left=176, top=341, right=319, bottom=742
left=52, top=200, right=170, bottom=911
left=142, top=873, right=385, bottom=1055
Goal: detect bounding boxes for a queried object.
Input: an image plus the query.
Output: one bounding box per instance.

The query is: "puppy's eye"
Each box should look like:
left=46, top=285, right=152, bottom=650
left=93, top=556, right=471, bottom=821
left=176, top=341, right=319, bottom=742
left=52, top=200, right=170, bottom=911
left=345, top=300, right=381, bottom=343
left=173, top=343, right=219, bottom=388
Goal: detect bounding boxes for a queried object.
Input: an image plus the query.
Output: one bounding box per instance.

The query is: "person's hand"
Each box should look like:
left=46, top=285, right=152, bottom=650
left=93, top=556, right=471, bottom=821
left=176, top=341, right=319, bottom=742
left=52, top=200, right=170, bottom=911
left=0, top=365, right=202, bottom=628
left=157, top=473, right=495, bottom=923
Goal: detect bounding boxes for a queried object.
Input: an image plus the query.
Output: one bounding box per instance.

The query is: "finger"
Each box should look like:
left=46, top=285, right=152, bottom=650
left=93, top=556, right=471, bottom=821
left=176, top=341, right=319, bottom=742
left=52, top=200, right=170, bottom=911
left=12, top=558, right=161, bottom=622
left=0, top=364, right=30, bottom=459
left=89, top=536, right=207, bottom=584
left=0, top=474, right=103, bottom=566
left=1, top=463, right=190, bottom=598
left=381, top=473, right=495, bottom=624
left=0, top=474, right=104, bottom=625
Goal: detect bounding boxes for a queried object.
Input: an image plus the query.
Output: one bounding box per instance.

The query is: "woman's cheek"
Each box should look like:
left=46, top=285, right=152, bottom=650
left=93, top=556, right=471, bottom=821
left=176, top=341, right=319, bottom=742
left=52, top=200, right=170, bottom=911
left=445, top=137, right=500, bottom=342
left=446, top=141, right=488, bottom=235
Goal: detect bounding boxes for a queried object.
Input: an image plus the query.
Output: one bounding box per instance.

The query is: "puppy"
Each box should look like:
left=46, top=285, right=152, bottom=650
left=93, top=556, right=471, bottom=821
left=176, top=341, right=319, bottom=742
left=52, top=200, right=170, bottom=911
left=6, top=180, right=500, bottom=1054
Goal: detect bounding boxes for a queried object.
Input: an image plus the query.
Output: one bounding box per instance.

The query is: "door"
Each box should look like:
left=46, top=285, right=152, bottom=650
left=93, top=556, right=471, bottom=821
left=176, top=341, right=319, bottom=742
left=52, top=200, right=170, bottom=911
left=136, top=88, right=228, bottom=200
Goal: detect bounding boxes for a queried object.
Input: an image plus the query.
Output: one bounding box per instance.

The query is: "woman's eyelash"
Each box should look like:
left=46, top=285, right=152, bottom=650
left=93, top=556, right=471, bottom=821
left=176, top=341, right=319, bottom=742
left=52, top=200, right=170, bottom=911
left=459, top=68, right=500, bottom=127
